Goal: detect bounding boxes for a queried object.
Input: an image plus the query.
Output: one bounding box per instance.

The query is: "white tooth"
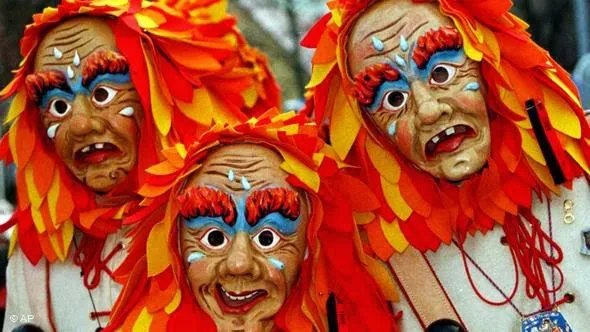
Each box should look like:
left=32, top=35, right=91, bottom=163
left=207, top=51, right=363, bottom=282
left=95, top=143, right=104, bottom=149
left=432, top=136, right=440, bottom=144
left=81, top=146, right=91, bottom=153
left=445, top=127, right=456, bottom=136
left=237, top=296, right=246, bottom=300
left=118, top=107, right=134, bottom=117
left=245, top=293, right=254, bottom=299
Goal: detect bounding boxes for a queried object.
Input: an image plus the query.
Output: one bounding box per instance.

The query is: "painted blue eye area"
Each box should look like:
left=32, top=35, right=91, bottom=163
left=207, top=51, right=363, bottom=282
left=366, top=79, right=410, bottom=113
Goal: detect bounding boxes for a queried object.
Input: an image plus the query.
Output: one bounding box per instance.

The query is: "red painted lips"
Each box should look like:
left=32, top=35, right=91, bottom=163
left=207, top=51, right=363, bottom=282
left=425, top=125, right=476, bottom=158
left=215, top=284, right=268, bottom=315
left=75, top=142, right=122, bottom=165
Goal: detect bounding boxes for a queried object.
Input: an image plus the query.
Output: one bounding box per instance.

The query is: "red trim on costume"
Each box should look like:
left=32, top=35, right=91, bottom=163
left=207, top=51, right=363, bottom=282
left=412, top=26, right=463, bottom=69
left=45, top=261, right=58, bottom=332
left=90, top=311, right=111, bottom=320
left=389, top=263, right=427, bottom=329
left=245, top=188, right=301, bottom=225
left=422, top=253, right=467, bottom=329
left=177, top=187, right=237, bottom=225
left=74, top=237, right=123, bottom=290
left=353, top=63, right=400, bottom=106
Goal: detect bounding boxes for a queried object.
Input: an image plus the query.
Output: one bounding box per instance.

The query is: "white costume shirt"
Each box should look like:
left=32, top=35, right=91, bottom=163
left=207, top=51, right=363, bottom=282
left=3, top=226, right=129, bottom=332
left=395, top=177, right=590, bottom=331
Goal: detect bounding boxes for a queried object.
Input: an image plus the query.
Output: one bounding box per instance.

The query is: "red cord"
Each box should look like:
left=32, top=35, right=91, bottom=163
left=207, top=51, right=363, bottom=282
left=90, top=311, right=111, bottom=320
left=503, top=210, right=564, bottom=310
left=74, top=236, right=123, bottom=290
left=45, top=262, right=58, bottom=332
left=456, top=206, right=567, bottom=316
left=457, top=239, right=520, bottom=307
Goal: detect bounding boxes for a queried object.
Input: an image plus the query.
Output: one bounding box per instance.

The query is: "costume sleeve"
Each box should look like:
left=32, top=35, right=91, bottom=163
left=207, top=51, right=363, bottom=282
left=3, top=245, right=51, bottom=332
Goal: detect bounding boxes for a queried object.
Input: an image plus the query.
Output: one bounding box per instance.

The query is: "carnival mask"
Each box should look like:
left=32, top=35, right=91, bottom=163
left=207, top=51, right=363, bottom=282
left=26, top=17, right=143, bottom=193
left=179, top=144, right=309, bottom=332
left=348, top=0, right=491, bottom=181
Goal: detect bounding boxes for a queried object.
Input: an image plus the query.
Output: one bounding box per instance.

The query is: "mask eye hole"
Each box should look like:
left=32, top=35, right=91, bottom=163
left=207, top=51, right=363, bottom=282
left=430, top=64, right=457, bottom=85
left=200, top=228, right=229, bottom=250
left=252, top=228, right=281, bottom=250
left=92, top=86, right=118, bottom=107
left=383, top=91, right=408, bottom=112
left=48, top=99, right=72, bottom=118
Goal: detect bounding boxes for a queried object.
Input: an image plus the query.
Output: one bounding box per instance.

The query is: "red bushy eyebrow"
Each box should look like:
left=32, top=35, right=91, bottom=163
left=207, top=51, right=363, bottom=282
left=412, top=26, right=463, bottom=69
left=245, top=188, right=301, bottom=226
left=352, top=63, right=400, bottom=106
left=177, top=187, right=237, bottom=225
left=82, top=50, right=129, bottom=87
left=25, top=70, right=68, bottom=104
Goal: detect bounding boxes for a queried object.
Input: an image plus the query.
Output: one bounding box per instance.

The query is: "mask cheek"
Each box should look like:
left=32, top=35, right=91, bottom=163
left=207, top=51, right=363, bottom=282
left=392, top=119, right=415, bottom=157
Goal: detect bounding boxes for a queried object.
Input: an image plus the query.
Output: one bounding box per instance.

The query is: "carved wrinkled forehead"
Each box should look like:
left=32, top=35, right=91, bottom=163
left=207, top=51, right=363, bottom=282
left=185, top=143, right=295, bottom=196
left=34, top=16, right=117, bottom=72
left=346, top=0, right=453, bottom=76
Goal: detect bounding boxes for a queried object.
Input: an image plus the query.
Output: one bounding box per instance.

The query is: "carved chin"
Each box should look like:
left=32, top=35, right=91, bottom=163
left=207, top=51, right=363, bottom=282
left=74, top=158, right=134, bottom=193
left=425, top=142, right=490, bottom=182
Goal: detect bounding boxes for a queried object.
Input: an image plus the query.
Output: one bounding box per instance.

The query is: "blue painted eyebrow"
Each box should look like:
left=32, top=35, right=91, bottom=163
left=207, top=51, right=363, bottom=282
left=366, top=78, right=410, bottom=113
left=184, top=216, right=237, bottom=237
left=183, top=212, right=301, bottom=237
left=413, top=49, right=466, bottom=81
left=38, top=72, right=131, bottom=108
left=183, top=195, right=302, bottom=237
left=39, top=89, right=75, bottom=109
left=86, top=73, right=131, bottom=91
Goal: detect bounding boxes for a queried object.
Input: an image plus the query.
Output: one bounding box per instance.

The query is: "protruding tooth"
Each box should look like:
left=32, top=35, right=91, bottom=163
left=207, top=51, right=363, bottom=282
left=73, top=50, right=81, bottom=67
left=245, top=293, right=254, bottom=299
left=445, top=127, right=456, bottom=136
left=118, top=107, right=134, bottom=117
left=67, top=66, right=75, bottom=79
left=47, top=124, right=60, bottom=139
left=95, top=143, right=104, bottom=149
left=53, top=47, right=63, bottom=59
left=236, top=296, right=246, bottom=300
left=432, top=136, right=441, bottom=144
left=81, top=146, right=91, bottom=153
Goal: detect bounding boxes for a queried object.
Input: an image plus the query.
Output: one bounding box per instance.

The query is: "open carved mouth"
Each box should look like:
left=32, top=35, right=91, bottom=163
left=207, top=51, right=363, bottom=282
left=215, top=284, right=268, bottom=315
left=425, top=125, right=476, bottom=159
left=74, top=142, right=122, bottom=165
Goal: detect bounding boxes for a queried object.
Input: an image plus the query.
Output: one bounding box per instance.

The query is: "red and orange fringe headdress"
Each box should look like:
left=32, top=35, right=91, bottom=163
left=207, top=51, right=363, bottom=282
left=104, top=110, right=399, bottom=332
left=303, top=0, right=590, bottom=309
left=0, top=0, right=280, bottom=265
left=303, top=0, right=590, bottom=254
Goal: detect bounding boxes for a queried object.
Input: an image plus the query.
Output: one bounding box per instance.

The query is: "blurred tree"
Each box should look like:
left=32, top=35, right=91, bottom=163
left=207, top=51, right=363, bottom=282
left=512, top=0, right=586, bottom=71
left=0, top=0, right=59, bottom=88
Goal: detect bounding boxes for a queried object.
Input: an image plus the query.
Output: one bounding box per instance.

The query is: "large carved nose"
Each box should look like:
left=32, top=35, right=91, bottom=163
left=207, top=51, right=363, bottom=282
left=411, top=81, right=452, bottom=126
left=220, top=233, right=261, bottom=279
left=68, top=100, right=106, bottom=138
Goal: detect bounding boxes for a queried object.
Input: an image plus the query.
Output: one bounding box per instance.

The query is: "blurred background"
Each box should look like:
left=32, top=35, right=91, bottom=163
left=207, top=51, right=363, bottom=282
left=0, top=0, right=588, bottom=325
